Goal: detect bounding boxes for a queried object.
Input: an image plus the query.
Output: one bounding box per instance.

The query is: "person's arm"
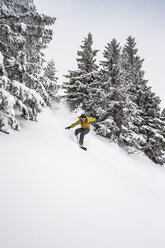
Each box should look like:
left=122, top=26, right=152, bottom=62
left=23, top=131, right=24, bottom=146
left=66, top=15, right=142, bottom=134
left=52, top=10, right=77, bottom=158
left=65, top=120, right=81, bottom=129
left=88, top=117, right=96, bottom=123
left=70, top=120, right=81, bottom=128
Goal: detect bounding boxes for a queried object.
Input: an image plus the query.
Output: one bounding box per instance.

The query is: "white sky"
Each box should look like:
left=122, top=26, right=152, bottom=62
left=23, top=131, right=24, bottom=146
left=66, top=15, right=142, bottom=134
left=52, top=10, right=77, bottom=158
left=34, top=0, right=165, bottom=106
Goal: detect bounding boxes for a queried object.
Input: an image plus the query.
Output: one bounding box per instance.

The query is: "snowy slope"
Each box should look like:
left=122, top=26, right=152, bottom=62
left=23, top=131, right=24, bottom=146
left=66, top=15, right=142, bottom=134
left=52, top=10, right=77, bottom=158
left=1, top=104, right=165, bottom=248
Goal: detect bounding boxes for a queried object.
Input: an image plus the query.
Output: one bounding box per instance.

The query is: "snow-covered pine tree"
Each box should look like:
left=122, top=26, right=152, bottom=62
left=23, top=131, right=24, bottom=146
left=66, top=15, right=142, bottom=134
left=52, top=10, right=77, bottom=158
left=161, top=108, right=165, bottom=118
left=83, top=38, right=146, bottom=154
left=42, top=59, right=60, bottom=106
left=0, top=51, right=20, bottom=133
left=63, top=33, right=99, bottom=110
left=121, top=36, right=165, bottom=164
left=100, top=39, right=121, bottom=86
left=84, top=39, right=123, bottom=137
left=121, top=36, right=148, bottom=104
left=137, top=87, right=165, bottom=165
left=0, top=0, right=56, bottom=132
left=78, top=70, right=103, bottom=114
left=76, top=33, right=99, bottom=73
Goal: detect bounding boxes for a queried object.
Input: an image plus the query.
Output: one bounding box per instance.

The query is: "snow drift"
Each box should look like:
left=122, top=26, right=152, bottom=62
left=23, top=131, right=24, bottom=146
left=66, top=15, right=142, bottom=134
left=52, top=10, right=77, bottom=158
left=1, top=104, right=165, bottom=248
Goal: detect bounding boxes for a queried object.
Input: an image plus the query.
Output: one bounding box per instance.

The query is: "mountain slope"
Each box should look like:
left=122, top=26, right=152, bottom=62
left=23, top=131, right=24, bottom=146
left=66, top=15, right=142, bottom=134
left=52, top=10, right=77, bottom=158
left=1, top=104, right=165, bottom=248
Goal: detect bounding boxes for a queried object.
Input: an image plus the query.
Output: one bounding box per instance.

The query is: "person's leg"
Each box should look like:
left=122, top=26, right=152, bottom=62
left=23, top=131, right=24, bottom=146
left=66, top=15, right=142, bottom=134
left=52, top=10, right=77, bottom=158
left=79, top=129, right=90, bottom=146
left=75, top=128, right=83, bottom=136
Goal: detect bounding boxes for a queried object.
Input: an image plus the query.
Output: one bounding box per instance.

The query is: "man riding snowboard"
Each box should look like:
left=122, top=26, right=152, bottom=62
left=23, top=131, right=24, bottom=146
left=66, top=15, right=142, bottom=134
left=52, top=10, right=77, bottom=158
left=65, top=114, right=96, bottom=148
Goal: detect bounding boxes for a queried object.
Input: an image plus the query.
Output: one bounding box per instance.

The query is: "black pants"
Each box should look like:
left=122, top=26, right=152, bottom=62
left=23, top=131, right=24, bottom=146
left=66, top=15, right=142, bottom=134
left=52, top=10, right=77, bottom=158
left=75, top=128, right=90, bottom=146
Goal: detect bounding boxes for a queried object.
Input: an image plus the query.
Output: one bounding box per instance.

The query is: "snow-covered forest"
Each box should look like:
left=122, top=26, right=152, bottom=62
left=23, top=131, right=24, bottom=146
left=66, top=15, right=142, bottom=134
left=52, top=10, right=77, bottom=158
left=64, top=33, right=165, bottom=165
left=0, top=0, right=60, bottom=133
left=0, top=0, right=165, bottom=164
left=1, top=104, right=165, bottom=248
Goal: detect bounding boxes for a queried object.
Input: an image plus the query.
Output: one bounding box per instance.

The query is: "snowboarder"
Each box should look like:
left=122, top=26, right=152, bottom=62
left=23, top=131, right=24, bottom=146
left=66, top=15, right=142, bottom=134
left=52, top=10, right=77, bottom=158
left=65, top=114, right=96, bottom=148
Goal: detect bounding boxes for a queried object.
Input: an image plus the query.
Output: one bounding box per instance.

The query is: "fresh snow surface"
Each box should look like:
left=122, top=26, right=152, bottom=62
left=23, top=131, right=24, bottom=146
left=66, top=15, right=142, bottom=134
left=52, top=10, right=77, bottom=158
left=1, top=104, right=165, bottom=248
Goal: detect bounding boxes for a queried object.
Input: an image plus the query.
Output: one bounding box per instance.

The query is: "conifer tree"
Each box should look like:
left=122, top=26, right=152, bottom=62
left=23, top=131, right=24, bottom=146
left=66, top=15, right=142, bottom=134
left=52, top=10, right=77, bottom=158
left=121, top=36, right=165, bottom=164
left=121, top=36, right=148, bottom=104
left=77, top=33, right=99, bottom=73
left=43, top=59, right=60, bottom=106
left=100, top=39, right=121, bottom=85
left=86, top=38, right=153, bottom=157
left=83, top=39, right=120, bottom=124
left=87, top=40, right=124, bottom=139
left=161, top=108, right=165, bottom=118
left=0, top=52, right=20, bottom=133
left=86, top=39, right=122, bottom=122
left=63, top=33, right=99, bottom=110
left=0, top=0, right=57, bottom=133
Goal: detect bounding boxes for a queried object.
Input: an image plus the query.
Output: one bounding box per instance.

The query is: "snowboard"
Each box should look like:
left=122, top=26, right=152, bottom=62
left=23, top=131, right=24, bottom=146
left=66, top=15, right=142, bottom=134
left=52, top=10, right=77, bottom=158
left=70, top=134, right=87, bottom=150
left=79, top=146, right=87, bottom=151
left=75, top=135, right=87, bottom=150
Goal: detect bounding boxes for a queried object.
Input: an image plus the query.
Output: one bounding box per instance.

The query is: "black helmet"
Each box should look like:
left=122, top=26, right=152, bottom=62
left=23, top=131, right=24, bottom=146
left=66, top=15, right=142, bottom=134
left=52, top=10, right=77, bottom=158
left=81, top=114, right=86, bottom=119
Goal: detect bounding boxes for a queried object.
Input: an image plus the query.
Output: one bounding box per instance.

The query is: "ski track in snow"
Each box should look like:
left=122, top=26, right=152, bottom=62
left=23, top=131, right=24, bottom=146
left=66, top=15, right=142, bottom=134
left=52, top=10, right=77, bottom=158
left=1, top=104, right=165, bottom=248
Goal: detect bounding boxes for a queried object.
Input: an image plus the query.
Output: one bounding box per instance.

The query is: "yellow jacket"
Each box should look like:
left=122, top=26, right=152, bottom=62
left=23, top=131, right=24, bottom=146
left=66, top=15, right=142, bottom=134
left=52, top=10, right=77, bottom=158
left=71, top=117, right=96, bottom=130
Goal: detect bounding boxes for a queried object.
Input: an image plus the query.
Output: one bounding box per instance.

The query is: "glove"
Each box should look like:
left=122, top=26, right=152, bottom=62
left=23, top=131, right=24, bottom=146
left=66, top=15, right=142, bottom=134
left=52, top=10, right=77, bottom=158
left=65, top=126, right=71, bottom=130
